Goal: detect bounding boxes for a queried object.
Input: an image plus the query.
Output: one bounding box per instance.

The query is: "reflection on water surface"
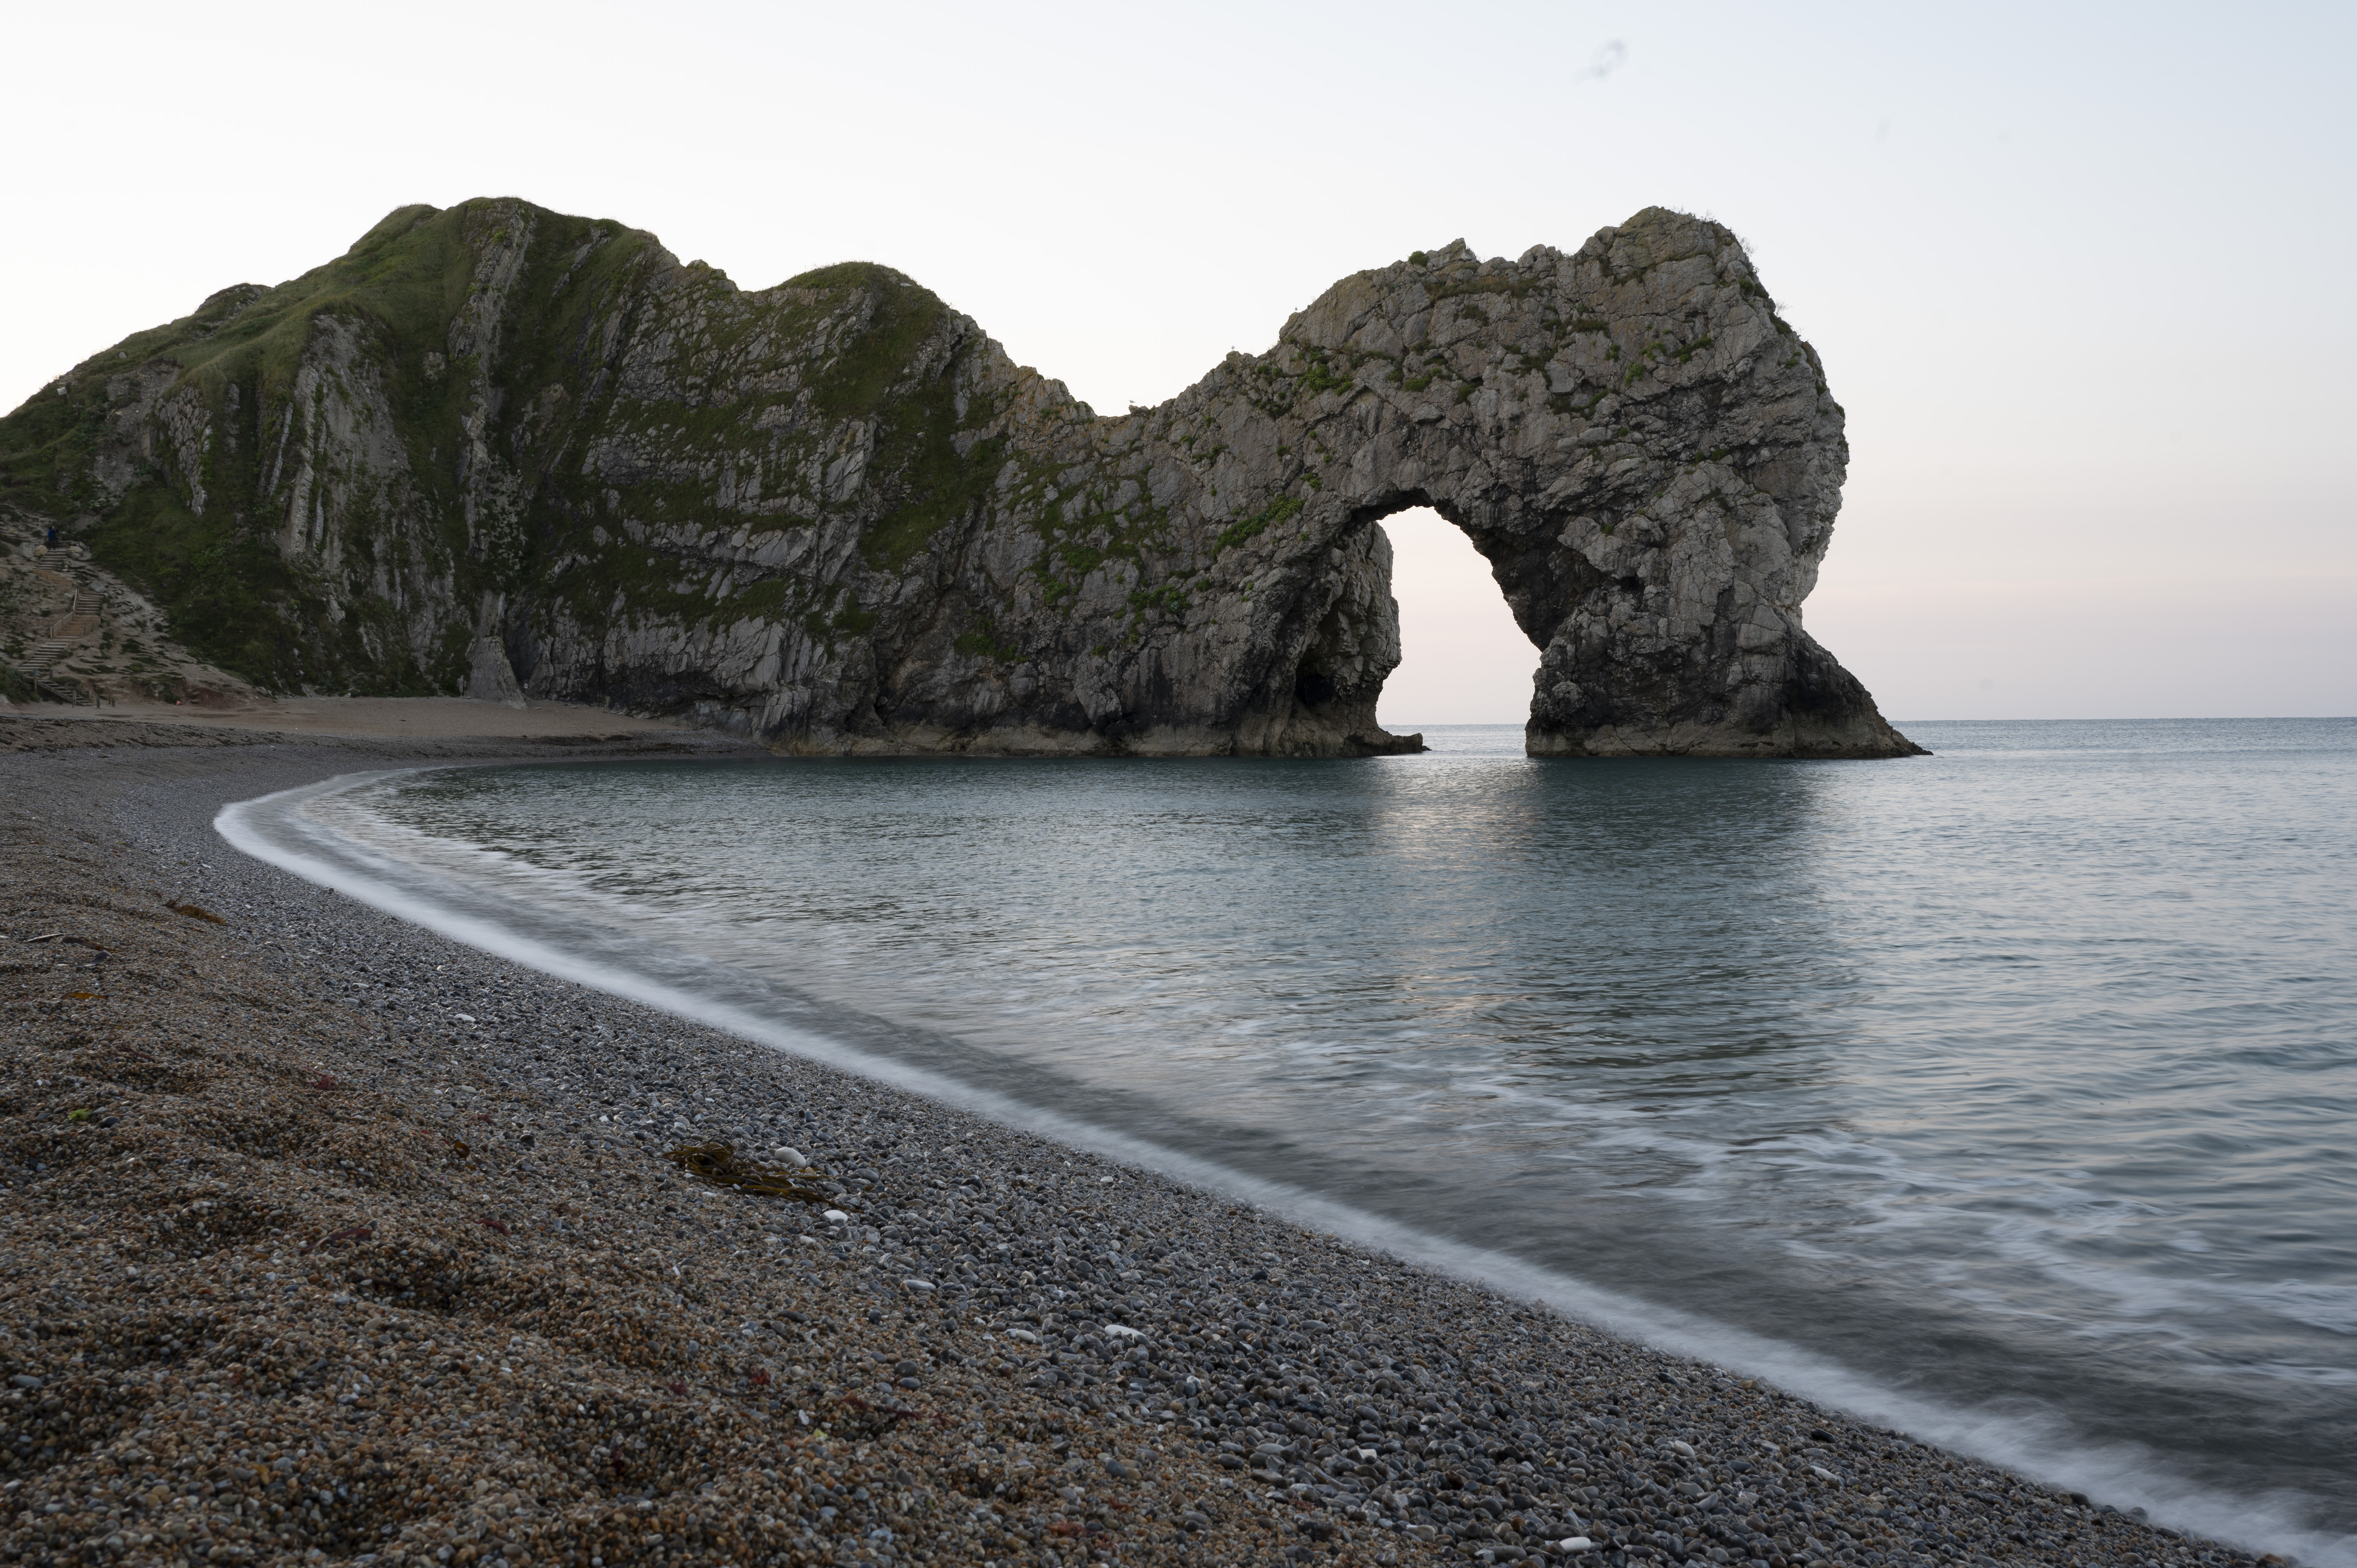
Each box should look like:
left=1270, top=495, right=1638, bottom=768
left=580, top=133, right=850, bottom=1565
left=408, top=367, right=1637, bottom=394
left=236, top=718, right=2357, bottom=1549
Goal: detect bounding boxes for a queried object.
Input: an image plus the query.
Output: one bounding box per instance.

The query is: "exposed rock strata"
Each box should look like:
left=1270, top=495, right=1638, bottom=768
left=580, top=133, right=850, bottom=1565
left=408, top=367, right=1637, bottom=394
left=0, top=199, right=1920, bottom=757
left=0, top=506, right=258, bottom=709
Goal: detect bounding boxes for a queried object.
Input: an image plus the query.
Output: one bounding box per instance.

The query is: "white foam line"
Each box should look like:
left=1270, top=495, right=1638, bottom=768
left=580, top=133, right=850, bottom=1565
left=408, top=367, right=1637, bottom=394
left=217, top=772, right=2357, bottom=1568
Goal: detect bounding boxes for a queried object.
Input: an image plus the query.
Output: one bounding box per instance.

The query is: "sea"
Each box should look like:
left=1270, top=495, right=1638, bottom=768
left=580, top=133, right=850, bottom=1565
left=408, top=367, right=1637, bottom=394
left=218, top=718, right=2357, bottom=1563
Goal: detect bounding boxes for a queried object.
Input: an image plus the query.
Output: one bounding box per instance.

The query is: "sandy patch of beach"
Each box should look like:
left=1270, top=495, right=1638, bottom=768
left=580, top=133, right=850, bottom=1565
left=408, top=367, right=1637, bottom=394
left=1, top=694, right=696, bottom=742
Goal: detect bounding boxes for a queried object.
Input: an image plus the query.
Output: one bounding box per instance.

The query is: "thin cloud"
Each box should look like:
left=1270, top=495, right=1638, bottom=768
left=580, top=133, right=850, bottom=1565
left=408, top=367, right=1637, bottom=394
left=1577, top=40, right=1627, bottom=82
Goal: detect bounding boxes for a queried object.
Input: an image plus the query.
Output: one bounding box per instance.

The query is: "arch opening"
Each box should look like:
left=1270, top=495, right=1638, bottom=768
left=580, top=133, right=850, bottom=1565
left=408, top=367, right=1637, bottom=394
left=1373, top=506, right=1542, bottom=731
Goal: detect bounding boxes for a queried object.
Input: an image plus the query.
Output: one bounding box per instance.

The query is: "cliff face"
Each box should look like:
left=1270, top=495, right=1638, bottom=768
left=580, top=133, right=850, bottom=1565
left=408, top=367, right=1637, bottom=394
left=0, top=198, right=1921, bottom=757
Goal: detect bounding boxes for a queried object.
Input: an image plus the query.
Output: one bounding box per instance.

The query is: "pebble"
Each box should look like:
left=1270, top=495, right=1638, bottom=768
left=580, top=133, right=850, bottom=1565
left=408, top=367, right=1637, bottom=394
left=0, top=725, right=2284, bottom=1568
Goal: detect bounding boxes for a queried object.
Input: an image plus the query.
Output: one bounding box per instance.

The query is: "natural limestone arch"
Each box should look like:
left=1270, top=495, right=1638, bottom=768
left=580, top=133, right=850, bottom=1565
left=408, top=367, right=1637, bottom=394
left=813, top=210, right=1921, bottom=759
left=11, top=198, right=1920, bottom=758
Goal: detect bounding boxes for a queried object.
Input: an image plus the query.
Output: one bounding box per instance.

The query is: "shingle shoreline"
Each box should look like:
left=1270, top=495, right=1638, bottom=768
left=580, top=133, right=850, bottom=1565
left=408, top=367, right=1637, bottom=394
left=0, top=723, right=2260, bottom=1568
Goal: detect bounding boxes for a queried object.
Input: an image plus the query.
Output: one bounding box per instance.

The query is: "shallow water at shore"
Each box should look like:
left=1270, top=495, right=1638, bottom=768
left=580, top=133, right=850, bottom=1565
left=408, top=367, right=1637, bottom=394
left=220, top=718, right=2357, bottom=1548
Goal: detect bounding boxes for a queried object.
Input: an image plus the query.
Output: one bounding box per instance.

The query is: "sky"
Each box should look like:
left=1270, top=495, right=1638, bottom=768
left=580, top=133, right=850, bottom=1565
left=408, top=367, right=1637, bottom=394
left=5, top=0, right=2350, bottom=722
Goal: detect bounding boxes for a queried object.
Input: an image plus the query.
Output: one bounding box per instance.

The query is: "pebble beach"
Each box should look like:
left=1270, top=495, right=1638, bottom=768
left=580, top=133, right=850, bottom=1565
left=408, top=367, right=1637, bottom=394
left=0, top=715, right=2272, bottom=1568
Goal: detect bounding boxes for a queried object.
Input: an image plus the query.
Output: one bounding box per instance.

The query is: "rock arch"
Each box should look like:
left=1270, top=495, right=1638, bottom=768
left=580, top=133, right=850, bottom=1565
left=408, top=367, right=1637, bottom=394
left=13, top=198, right=1921, bottom=758
left=848, top=208, right=1921, bottom=758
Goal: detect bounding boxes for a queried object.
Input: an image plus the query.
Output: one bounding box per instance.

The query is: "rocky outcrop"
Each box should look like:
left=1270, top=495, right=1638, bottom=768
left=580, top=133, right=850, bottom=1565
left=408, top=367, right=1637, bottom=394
left=0, top=198, right=1920, bottom=757
left=0, top=506, right=260, bottom=708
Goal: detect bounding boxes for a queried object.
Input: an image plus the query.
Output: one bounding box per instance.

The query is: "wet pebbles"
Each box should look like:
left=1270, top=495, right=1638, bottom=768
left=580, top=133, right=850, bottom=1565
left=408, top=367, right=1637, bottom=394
left=0, top=730, right=2275, bottom=1568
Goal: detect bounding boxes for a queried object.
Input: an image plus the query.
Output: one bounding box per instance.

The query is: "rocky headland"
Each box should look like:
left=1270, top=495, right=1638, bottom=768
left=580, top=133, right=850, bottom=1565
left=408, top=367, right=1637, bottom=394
left=0, top=200, right=1919, bottom=758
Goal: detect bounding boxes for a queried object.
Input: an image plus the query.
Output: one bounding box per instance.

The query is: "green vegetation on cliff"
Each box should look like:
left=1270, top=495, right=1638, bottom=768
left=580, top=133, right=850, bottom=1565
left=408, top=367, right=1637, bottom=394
left=0, top=199, right=997, bottom=693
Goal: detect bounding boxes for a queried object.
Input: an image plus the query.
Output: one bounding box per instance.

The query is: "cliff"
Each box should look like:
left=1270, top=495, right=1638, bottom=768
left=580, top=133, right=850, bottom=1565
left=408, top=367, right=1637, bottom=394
left=0, top=198, right=1920, bottom=757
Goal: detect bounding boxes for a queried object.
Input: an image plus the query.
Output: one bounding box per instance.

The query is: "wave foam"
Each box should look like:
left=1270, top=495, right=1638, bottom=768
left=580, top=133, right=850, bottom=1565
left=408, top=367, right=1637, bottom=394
left=217, top=770, right=2357, bottom=1567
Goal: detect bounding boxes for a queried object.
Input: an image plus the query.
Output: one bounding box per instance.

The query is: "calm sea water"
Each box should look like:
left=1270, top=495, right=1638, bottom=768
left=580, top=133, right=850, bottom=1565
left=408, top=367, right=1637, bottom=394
left=222, top=719, right=2357, bottom=1560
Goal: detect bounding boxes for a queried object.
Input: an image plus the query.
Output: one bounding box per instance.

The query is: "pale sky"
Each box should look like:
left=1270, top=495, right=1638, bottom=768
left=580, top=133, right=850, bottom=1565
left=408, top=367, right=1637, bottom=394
left=6, top=0, right=2349, bottom=722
